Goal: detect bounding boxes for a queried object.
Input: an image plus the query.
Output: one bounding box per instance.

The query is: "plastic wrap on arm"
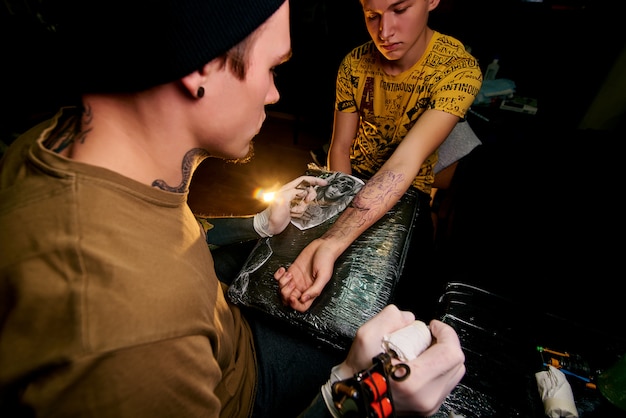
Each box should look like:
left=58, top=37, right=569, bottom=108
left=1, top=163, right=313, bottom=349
left=227, top=188, right=419, bottom=350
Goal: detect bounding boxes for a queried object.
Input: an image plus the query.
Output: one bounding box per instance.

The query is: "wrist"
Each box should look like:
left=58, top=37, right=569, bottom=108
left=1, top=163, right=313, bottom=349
left=253, top=208, right=272, bottom=237
left=330, top=363, right=354, bottom=383
left=321, top=363, right=354, bottom=418
left=317, top=235, right=350, bottom=259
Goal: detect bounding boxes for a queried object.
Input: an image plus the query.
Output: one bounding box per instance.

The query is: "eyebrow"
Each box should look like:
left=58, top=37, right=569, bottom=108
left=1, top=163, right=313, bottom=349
left=365, top=0, right=409, bottom=11
left=391, top=0, right=409, bottom=7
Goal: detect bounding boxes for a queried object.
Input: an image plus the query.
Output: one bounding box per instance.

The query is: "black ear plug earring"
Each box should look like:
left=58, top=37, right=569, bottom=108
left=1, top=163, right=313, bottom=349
left=197, top=86, right=205, bottom=98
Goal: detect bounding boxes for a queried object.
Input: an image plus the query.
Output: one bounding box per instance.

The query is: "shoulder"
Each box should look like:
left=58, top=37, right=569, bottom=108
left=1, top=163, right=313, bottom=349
left=432, top=31, right=466, bottom=49
left=0, top=109, right=68, bottom=186
left=428, top=31, right=480, bottom=72
left=346, top=40, right=377, bottom=61
left=339, top=41, right=379, bottom=77
left=431, top=32, right=476, bottom=59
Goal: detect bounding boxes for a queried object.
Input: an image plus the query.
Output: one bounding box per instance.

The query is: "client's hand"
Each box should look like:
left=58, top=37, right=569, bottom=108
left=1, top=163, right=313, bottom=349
left=273, top=237, right=340, bottom=312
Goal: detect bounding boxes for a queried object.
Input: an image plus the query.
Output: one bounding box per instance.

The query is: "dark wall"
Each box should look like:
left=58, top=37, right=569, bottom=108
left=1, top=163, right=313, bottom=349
left=2, top=0, right=623, bottom=141
left=429, top=0, right=624, bottom=130
left=1, top=3, right=71, bottom=140
left=271, top=0, right=624, bottom=137
left=269, top=0, right=369, bottom=139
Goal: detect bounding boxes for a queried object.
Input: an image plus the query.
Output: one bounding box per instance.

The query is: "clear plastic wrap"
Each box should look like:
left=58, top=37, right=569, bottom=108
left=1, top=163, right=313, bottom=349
left=227, top=188, right=418, bottom=350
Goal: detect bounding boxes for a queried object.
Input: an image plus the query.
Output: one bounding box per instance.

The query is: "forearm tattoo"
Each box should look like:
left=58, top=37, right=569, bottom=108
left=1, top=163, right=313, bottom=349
left=325, top=170, right=405, bottom=238
left=152, top=148, right=209, bottom=193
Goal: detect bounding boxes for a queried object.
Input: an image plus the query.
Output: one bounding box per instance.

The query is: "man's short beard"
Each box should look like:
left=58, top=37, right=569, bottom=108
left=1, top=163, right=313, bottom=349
left=225, top=141, right=255, bottom=164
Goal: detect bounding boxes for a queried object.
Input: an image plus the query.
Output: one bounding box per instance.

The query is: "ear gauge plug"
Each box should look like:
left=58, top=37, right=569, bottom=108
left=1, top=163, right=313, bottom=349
left=197, top=86, right=205, bottom=98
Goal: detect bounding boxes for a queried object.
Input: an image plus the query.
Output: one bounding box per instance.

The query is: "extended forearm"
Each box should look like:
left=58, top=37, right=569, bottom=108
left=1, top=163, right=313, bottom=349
left=320, top=169, right=408, bottom=251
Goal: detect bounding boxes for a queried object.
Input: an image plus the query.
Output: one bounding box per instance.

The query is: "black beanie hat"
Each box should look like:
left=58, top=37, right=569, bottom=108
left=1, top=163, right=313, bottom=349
left=55, top=0, right=287, bottom=93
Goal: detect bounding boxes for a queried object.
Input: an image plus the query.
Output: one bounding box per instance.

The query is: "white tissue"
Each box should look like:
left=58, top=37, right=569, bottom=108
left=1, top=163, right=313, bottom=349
left=535, top=365, right=579, bottom=418
left=381, top=320, right=432, bottom=361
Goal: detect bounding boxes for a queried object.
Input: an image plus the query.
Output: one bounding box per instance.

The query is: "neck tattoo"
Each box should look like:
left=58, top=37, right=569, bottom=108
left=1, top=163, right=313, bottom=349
left=152, top=148, right=209, bottom=193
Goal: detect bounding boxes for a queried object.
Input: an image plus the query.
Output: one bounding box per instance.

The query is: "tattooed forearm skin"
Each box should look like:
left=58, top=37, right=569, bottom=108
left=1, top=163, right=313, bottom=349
left=152, top=148, right=210, bottom=193
left=324, top=170, right=405, bottom=239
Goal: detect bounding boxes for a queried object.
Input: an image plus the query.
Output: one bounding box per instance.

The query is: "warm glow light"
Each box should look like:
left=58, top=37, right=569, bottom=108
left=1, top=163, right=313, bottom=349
left=253, top=187, right=277, bottom=203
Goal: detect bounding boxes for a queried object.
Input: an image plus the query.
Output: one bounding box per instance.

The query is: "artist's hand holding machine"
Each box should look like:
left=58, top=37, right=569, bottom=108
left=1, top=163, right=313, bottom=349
left=322, top=305, right=466, bottom=418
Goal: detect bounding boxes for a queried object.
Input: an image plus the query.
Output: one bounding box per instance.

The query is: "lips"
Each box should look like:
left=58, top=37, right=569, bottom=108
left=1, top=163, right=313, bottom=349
left=380, top=42, right=399, bottom=52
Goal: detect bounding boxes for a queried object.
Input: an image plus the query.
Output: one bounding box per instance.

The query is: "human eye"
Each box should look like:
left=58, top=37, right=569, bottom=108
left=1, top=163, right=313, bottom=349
left=364, top=11, right=379, bottom=21
left=271, top=51, right=291, bottom=78
left=394, top=6, right=408, bottom=14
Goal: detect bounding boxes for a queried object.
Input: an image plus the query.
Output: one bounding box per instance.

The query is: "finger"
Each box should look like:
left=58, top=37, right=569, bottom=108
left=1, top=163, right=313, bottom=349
left=279, top=282, right=305, bottom=310
left=273, top=185, right=304, bottom=205
left=280, top=177, right=308, bottom=191
left=300, top=276, right=328, bottom=304
left=290, top=201, right=308, bottom=214
left=299, top=288, right=320, bottom=305
left=290, top=210, right=306, bottom=219
left=278, top=280, right=298, bottom=305
left=296, top=212, right=312, bottom=222
left=290, top=201, right=307, bottom=212
left=303, top=187, right=317, bottom=203
left=280, top=177, right=323, bottom=207
left=358, top=305, right=413, bottom=340
left=281, top=175, right=327, bottom=192
left=299, top=264, right=333, bottom=303
left=275, top=269, right=294, bottom=290
left=290, top=294, right=312, bottom=312
left=273, top=266, right=287, bottom=280
left=297, top=175, right=328, bottom=188
left=288, top=191, right=309, bottom=208
left=428, top=319, right=461, bottom=345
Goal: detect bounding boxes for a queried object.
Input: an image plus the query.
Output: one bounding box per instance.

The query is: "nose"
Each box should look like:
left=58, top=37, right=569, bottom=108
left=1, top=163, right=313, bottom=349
left=378, top=13, right=393, bottom=41
left=266, top=81, right=280, bottom=105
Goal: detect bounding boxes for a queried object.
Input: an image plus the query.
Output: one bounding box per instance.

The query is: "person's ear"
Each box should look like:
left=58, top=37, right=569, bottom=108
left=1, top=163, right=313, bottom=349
left=180, top=61, right=217, bottom=99
left=180, top=71, right=205, bottom=99
left=427, top=0, right=440, bottom=12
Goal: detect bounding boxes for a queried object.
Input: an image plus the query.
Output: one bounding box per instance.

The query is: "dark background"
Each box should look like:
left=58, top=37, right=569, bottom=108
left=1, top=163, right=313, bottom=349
left=2, top=0, right=624, bottom=320
left=1, top=0, right=624, bottom=140
left=270, top=0, right=624, bottom=139
left=2, top=3, right=625, bottom=414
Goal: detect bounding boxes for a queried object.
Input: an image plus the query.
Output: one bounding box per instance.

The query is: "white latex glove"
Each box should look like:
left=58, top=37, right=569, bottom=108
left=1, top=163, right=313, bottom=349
left=535, top=365, right=579, bottom=418
left=321, top=307, right=465, bottom=418
left=253, top=175, right=326, bottom=237
left=382, top=320, right=432, bottom=361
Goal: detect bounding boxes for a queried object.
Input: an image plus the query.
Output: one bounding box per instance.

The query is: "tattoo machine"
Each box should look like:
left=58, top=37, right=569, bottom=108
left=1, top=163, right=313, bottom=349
left=331, top=321, right=432, bottom=418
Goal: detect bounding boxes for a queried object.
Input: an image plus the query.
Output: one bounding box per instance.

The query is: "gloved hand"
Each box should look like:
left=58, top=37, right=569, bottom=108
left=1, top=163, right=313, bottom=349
left=253, top=175, right=326, bottom=237
left=322, top=305, right=465, bottom=417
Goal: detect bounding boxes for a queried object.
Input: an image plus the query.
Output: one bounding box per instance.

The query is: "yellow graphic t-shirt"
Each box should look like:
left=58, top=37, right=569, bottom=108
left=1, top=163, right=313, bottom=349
left=335, top=32, right=482, bottom=194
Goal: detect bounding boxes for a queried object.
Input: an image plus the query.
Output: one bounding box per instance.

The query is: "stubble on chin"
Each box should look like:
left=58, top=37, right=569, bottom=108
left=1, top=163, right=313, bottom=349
left=224, top=140, right=255, bottom=164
